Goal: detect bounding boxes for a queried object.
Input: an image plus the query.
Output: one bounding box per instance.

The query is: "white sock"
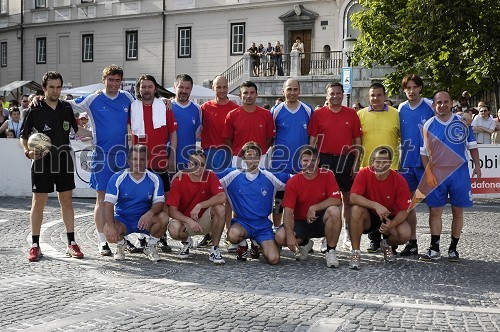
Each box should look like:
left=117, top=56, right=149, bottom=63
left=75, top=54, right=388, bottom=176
left=97, top=232, right=106, bottom=243
left=148, top=236, right=159, bottom=245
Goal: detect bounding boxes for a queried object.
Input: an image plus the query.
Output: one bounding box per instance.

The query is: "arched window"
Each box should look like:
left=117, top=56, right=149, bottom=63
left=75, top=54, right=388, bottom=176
left=344, top=1, right=362, bottom=39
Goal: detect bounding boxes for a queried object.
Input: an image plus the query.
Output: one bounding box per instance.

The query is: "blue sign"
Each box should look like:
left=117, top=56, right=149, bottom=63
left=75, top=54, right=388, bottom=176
left=342, top=67, right=353, bottom=94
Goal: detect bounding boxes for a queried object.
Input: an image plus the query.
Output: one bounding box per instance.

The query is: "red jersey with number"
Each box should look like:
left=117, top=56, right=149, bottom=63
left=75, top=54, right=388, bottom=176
left=222, top=106, right=276, bottom=155
left=350, top=167, right=411, bottom=215
left=131, top=104, right=177, bottom=170
left=200, top=100, right=239, bottom=149
left=282, top=170, right=341, bottom=220
left=166, top=171, right=224, bottom=218
left=308, top=106, right=361, bottom=155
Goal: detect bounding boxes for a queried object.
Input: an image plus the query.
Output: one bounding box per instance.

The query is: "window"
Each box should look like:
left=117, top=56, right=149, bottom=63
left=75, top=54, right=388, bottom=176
left=126, top=31, right=138, bottom=60
left=81, top=0, right=94, bottom=3
left=344, top=1, right=362, bottom=39
left=178, top=27, right=191, bottom=58
left=0, top=42, right=6, bottom=67
left=82, top=34, right=93, bottom=62
left=230, top=23, right=245, bottom=55
left=35, top=0, right=46, bottom=8
left=36, top=38, right=46, bottom=64
left=0, top=0, right=7, bottom=14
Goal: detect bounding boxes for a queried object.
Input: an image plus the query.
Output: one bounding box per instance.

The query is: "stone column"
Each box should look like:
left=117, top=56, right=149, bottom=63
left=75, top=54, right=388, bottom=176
left=290, top=49, right=300, bottom=77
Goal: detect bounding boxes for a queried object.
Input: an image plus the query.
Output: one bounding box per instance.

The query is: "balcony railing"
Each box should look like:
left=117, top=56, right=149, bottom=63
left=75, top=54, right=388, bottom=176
left=220, top=57, right=244, bottom=88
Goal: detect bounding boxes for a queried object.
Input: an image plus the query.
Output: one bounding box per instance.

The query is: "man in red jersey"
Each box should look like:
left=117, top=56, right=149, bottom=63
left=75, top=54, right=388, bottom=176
left=130, top=74, right=177, bottom=252
left=348, top=147, right=411, bottom=270
left=166, top=150, right=227, bottom=264
left=308, top=82, right=362, bottom=251
left=275, top=146, right=342, bottom=268
left=223, top=81, right=275, bottom=168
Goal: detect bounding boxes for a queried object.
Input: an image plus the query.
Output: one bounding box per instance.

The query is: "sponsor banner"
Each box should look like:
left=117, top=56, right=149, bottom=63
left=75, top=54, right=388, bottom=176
left=468, top=144, right=500, bottom=196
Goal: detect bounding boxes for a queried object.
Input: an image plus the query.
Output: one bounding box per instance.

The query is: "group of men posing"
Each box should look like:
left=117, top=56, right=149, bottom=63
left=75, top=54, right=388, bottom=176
left=20, top=66, right=481, bottom=269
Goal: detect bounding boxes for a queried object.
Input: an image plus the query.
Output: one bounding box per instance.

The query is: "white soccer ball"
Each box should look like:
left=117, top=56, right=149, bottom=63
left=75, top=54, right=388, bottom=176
left=27, top=133, right=52, bottom=153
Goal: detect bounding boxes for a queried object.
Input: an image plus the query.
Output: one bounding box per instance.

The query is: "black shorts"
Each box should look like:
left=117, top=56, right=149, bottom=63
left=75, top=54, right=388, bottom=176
left=319, top=153, right=355, bottom=192
left=273, top=190, right=285, bottom=214
left=31, top=149, right=75, bottom=193
left=362, top=211, right=394, bottom=234
left=294, top=209, right=327, bottom=239
left=149, top=168, right=170, bottom=193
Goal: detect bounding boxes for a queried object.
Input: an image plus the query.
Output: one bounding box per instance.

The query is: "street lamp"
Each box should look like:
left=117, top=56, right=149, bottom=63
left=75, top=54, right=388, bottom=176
left=343, top=36, right=357, bottom=107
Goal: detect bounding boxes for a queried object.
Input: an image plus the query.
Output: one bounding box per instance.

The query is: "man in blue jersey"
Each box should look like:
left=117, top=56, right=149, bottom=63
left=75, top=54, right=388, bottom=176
left=397, top=74, right=435, bottom=256
left=171, top=74, right=201, bottom=170
left=104, top=145, right=168, bottom=262
left=218, top=142, right=289, bottom=265
left=270, top=79, right=312, bottom=229
left=419, top=91, right=481, bottom=262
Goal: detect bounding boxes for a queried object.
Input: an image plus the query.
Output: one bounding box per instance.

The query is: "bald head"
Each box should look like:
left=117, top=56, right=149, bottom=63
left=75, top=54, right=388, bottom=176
left=212, top=75, right=229, bottom=102
left=432, top=91, right=453, bottom=118
left=283, top=79, right=300, bottom=90
left=282, top=79, right=301, bottom=105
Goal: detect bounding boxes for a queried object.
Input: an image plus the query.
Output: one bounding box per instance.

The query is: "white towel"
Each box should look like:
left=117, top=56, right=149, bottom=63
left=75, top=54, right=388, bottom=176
left=130, top=98, right=167, bottom=137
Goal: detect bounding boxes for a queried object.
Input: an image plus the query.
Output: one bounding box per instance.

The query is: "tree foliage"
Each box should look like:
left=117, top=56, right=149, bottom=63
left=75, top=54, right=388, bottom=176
left=351, top=0, right=500, bottom=104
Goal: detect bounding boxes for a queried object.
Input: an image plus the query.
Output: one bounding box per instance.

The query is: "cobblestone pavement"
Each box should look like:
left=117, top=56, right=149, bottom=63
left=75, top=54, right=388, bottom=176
left=0, top=197, right=499, bottom=331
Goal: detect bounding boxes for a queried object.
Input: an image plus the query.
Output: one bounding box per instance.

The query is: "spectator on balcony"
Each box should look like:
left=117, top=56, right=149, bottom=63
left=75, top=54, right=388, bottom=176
left=292, top=37, right=305, bottom=75
left=274, top=41, right=284, bottom=76
left=265, top=42, right=275, bottom=76
left=247, top=43, right=260, bottom=77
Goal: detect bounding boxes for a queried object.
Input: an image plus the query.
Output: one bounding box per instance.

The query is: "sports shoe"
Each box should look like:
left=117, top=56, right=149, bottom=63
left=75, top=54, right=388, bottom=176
left=158, top=237, right=172, bottom=253
left=198, top=234, right=212, bottom=247
left=392, top=245, right=398, bottom=256
left=367, top=241, right=381, bottom=253
left=144, top=244, right=160, bottom=262
left=419, top=248, right=441, bottom=261
left=99, top=242, right=112, bottom=256
left=380, top=240, right=396, bottom=263
left=448, top=249, right=460, bottom=262
left=209, top=247, right=225, bottom=264
left=236, top=245, right=248, bottom=261
left=249, top=242, right=260, bottom=259
left=178, top=237, right=193, bottom=259
left=296, top=240, right=314, bottom=261
left=400, top=243, right=418, bottom=256
left=114, top=242, right=126, bottom=260
left=349, top=250, right=361, bottom=270
left=320, top=237, right=327, bottom=253
left=325, top=249, right=339, bottom=268
left=136, top=237, right=147, bottom=249
left=28, top=244, right=43, bottom=262
left=125, top=239, right=141, bottom=253
left=66, top=243, right=84, bottom=259
left=227, top=243, right=239, bottom=253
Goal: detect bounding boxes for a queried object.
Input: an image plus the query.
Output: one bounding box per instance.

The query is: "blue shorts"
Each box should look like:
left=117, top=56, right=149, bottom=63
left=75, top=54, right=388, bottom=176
left=400, top=166, right=425, bottom=192
left=90, top=150, right=128, bottom=191
left=425, top=165, right=473, bottom=208
left=115, top=215, right=150, bottom=236
left=232, top=218, right=275, bottom=244
left=204, top=147, right=232, bottom=172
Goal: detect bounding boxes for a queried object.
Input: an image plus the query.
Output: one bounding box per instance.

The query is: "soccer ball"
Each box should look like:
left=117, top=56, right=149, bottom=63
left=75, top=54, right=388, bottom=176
left=27, top=133, right=52, bottom=153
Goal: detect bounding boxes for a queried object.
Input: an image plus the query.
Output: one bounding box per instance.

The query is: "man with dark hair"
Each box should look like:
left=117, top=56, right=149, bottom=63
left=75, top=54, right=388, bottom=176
left=217, top=142, right=289, bottom=265
left=167, top=150, right=227, bottom=264
left=275, top=146, right=343, bottom=267
left=349, top=147, right=412, bottom=269
left=171, top=74, right=201, bottom=170
left=308, top=82, right=362, bottom=251
left=130, top=74, right=178, bottom=252
left=20, top=71, right=92, bottom=262
left=397, top=74, right=435, bottom=256
left=104, top=145, right=168, bottom=262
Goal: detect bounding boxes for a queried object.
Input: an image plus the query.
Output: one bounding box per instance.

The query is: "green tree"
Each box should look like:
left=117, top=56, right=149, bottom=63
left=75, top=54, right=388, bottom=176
left=351, top=0, right=500, bottom=106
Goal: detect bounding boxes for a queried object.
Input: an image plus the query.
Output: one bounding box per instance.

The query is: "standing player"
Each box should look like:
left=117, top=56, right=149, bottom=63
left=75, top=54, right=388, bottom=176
left=397, top=74, right=435, bottom=256
left=103, top=145, right=168, bottom=262
left=171, top=74, right=201, bottom=170
left=20, top=71, right=92, bottom=262
left=275, top=146, right=343, bottom=267
left=69, top=65, right=135, bottom=256
left=308, top=82, right=361, bottom=250
left=218, top=142, right=289, bottom=265
left=419, top=91, right=481, bottom=262
left=270, top=79, right=313, bottom=228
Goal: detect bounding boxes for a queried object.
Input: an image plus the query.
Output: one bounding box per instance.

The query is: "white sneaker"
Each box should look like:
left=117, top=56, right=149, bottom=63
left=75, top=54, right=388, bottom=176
left=209, top=247, right=226, bottom=265
left=349, top=250, right=361, bottom=270
left=114, top=241, right=126, bottom=260
left=227, top=243, right=239, bottom=253
left=380, top=239, right=396, bottom=263
left=296, top=240, right=314, bottom=261
left=144, top=244, right=160, bottom=262
left=320, top=237, right=327, bottom=253
left=325, top=249, right=339, bottom=268
left=179, top=237, right=193, bottom=259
